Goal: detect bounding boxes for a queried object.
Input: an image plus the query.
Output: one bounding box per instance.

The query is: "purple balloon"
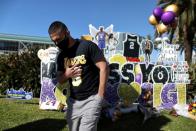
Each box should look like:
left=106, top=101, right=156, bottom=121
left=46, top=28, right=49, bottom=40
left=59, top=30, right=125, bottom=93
left=135, top=74, right=142, bottom=84
left=161, top=11, right=176, bottom=25
left=153, top=7, right=163, bottom=20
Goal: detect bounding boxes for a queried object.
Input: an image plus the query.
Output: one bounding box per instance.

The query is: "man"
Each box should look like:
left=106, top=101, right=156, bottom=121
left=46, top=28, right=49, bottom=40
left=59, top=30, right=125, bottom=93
left=48, top=21, right=108, bottom=131
left=95, top=26, right=109, bottom=52
left=144, top=39, right=151, bottom=62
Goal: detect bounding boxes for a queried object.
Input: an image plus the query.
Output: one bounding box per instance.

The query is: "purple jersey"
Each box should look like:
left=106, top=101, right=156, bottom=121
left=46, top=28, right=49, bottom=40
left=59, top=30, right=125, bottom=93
left=98, top=32, right=106, bottom=42
left=98, top=32, right=106, bottom=49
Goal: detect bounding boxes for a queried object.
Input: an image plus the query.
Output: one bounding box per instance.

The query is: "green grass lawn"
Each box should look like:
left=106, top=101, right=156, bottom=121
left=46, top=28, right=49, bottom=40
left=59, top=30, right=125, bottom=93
left=0, top=96, right=196, bottom=131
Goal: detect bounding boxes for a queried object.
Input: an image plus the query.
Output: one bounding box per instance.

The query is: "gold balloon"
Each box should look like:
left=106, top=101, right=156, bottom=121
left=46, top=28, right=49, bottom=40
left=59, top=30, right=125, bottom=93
left=81, top=35, right=93, bottom=41
left=135, top=64, right=141, bottom=74
left=109, top=54, right=126, bottom=66
left=139, top=55, right=145, bottom=62
left=148, top=15, right=158, bottom=25
left=118, top=82, right=141, bottom=106
left=156, top=23, right=168, bottom=34
left=164, top=4, right=179, bottom=15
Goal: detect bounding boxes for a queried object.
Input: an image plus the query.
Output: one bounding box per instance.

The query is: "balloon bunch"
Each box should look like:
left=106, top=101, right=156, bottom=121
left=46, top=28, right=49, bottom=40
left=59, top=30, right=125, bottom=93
left=149, top=4, right=179, bottom=35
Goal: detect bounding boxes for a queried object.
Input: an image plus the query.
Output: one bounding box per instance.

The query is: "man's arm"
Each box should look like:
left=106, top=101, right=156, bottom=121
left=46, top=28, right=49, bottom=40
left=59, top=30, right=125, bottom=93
left=95, top=32, right=99, bottom=41
left=95, top=58, right=109, bottom=98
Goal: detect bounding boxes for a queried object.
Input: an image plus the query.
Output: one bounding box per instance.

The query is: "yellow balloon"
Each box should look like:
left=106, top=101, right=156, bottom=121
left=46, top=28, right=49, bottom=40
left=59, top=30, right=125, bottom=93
left=139, top=55, right=145, bottom=62
left=81, top=35, right=93, bottom=41
left=118, top=82, right=141, bottom=106
left=135, top=64, right=141, bottom=74
left=148, top=15, right=159, bottom=25
left=118, top=83, right=132, bottom=106
left=130, top=82, right=141, bottom=96
left=55, top=82, right=70, bottom=109
left=109, top=54, right=127, bottom=66
left=164, top=4, right=179, bottom=15
left=156, top=23, right=168, bottom=34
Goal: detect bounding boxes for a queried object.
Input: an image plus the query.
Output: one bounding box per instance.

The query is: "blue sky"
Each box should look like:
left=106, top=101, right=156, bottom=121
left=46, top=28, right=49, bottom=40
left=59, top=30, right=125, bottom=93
left=0, top=0, right=157, bottom=38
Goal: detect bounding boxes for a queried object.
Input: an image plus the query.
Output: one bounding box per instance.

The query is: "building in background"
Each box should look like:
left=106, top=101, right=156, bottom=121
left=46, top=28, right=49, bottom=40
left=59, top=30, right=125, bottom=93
left=0, top=33, right=53, bottom=55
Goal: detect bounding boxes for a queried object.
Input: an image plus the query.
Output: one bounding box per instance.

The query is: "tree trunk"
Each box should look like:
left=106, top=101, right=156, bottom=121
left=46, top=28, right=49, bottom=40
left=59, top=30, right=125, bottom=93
left=183, top=24, right=192, bottom=65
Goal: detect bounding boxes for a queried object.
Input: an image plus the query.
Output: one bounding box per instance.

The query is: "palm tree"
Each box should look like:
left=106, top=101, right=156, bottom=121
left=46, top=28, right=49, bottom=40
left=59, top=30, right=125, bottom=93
left=156, top=0, right=196, bottom=65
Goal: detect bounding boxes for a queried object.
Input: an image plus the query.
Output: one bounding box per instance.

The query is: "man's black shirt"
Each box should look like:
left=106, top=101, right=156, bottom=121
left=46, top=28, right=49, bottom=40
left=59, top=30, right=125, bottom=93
left=57, top=39, right=104, bottom=100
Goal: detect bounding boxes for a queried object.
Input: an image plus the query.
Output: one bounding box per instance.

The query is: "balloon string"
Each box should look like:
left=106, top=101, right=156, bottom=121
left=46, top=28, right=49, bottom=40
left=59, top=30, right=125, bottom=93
left=156, top=26, right=160, bottom=37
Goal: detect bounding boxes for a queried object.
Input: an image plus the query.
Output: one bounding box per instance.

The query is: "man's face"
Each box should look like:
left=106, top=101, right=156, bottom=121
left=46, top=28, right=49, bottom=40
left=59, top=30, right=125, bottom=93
left=50, top=30, right=67, bottom=46
left=50, top=30, right=70, bottom=50
left=100, top=27, right=103, bottom=32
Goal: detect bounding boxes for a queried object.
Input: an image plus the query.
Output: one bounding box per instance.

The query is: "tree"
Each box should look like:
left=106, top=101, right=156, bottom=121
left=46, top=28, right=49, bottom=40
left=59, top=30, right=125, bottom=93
left=0, top=47, right=41, bottom=97
left=156, top=0, right=196, bottom=65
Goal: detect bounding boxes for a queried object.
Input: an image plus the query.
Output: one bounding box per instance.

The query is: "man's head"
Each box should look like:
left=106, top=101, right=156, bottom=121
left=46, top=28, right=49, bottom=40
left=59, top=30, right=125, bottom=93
left=48, top=21, right=70, bottom=50
left=99, top=26, right=104, bottom=32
